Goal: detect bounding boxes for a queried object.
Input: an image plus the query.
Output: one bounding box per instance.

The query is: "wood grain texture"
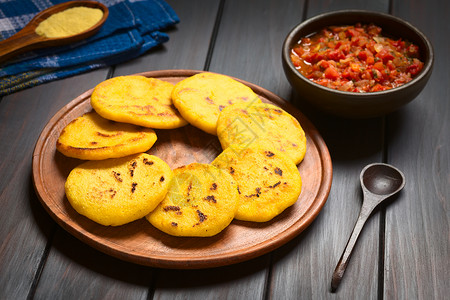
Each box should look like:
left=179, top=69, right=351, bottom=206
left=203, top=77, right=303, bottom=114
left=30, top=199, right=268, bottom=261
left=307, top=0, right=389, bottom=14
left=384, top=0, right=450, bottom=299
left=1, top=0, right=448, bottom=299
left=34, top=229, right=154, bottom=300
left=0, top=70, right=109, bottom=299
left=208, top=0, right=302, bottom=99
left=114, top=0, right=221, bottom=75
left=32, top=70, right=331, bottom=269
left=269, top=118, right=384, bottom=299
left=24, top=2, right=224, bottom=298
left=149, top=0, right=284, bottom=299
left=154, top=256, right=270, bottom=300
left=267, top=0, right=390, bottom=298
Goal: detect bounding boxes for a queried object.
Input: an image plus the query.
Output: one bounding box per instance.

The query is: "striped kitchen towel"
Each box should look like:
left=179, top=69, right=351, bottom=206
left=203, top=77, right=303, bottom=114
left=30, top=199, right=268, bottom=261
left=0, top=0, right=179, bottom=96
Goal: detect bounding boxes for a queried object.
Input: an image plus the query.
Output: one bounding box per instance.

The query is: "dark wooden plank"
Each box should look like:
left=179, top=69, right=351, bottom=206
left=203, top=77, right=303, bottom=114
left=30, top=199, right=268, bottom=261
left=267, top=0, right=390, bottom=298
left=208, top=0, right=304, bottom=99
left=0, top=69, right=108, bottom=299
left=154, top=257, right=270, bottom=300
left=146, top=1, right=271, bottom=298
left=34, top=229, right=154, bottom=300
left=111, top=1, right=273, bottom=297
left=269, top=121, right=385, bottom=299
left=1, top=0, right=446, bottom=299
left=153, top=1, right=308, bottom=298
left=150, top=0, right=299, bottom=298
left=32, top=1, right=223, bottom=299
left=114, top=0, right=221, bottom=75
left=22, top=72, right=158, bottom=300
left=189, top=0, right=380, bottom=299
left=307, top=0, right=388, bottom=14
left=383, top=0, right=450, bottom=298
left=135, top=2, right=278, bottom=298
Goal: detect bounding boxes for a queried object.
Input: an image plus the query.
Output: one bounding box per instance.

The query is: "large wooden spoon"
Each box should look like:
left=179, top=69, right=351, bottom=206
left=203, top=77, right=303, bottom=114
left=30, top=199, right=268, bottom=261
left=0, top=1, right=108, bottom=64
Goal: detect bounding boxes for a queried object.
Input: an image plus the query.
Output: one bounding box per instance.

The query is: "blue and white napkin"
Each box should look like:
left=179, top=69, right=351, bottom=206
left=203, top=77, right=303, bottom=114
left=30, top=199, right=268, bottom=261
left=0, top=0, right=179, bottom=96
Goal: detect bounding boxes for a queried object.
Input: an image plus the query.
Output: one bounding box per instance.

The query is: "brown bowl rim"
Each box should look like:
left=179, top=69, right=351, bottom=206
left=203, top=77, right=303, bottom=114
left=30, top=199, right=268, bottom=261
left=282, top=9, right=434, bottom=98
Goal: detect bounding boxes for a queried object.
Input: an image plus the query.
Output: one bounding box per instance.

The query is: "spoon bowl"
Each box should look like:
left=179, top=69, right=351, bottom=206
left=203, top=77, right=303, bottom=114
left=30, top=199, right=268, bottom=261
left=0, top=1, right=109, bottom=64
left=361, top=163, right=406, bottom=196
left=331, top=163, right=405, bottom=292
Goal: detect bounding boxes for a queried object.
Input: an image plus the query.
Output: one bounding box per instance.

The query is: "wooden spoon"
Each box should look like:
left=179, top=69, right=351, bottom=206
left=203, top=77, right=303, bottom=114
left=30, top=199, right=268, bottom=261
left=330, top=163, right=406, bottom=292
left=0, top=1, right=109, bottom=64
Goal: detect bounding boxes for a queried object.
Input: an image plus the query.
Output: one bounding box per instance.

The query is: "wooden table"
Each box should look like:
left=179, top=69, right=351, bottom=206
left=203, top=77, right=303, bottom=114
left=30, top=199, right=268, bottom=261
left=1, top=0, right=448, bottom=299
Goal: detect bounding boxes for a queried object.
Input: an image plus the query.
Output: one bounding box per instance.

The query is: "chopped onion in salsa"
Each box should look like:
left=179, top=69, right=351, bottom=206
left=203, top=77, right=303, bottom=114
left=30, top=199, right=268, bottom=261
left=290, top=23, right=424, bottom=92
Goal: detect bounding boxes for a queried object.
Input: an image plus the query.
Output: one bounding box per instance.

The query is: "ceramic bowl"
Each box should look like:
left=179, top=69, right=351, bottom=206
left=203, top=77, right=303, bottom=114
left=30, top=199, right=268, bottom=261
left=282, top=10, right=434, bottom=118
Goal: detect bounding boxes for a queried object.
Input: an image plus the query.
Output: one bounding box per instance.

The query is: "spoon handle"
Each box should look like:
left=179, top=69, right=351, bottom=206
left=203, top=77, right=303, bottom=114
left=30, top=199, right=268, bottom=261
left=0, top=27, right=45, bottom=64
left=330, top=200, right=376, bottom=292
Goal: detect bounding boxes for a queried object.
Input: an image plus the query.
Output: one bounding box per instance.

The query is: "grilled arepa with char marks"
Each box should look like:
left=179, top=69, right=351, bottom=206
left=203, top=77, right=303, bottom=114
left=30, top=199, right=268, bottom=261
left=56, top=111, right=157, bottom=160
left=65, top=153, right=173, bottom=226
left=147, top=163, right=239, bottom=237
left=212, top=144, right=302, bottom=222
left=91, top=75, right=187, bottom=129
left=216, top=102, right=306, bottom=165
left=171, top=72, right=262, bottom=135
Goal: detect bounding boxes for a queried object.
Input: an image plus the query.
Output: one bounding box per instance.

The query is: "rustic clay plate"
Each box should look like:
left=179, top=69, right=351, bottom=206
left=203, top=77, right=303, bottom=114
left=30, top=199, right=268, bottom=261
left=32, top=69, right=332, bottom=269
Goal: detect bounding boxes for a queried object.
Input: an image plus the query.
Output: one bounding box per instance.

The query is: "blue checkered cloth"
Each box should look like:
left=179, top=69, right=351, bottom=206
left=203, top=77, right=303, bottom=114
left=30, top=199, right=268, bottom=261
left=0, top=0, right=179, bottom=96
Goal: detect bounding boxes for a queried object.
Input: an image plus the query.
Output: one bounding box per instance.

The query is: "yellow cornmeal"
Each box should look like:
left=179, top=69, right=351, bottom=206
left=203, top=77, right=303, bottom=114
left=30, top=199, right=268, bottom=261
left=35, top=7, right=103, bottom=38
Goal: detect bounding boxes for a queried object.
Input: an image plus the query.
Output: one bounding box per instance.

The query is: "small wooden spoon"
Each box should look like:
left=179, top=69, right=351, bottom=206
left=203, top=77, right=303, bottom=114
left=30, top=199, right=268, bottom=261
left=330, top=163, right=406, bottom=292
left=0, top=1, right=109, bottom=64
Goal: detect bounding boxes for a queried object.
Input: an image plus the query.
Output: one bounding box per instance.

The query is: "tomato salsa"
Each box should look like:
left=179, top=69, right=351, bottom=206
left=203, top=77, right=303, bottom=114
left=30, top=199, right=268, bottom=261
left=290, top=23, right=424, bottom=92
